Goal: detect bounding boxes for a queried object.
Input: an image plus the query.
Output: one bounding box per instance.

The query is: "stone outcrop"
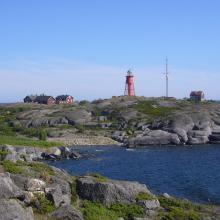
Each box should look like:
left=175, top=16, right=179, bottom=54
left=76, top=176, right=152, bottom=205
left=127, top=130, right=180, bottom=147
left=0, top=199, right=34, bottom=220
left=50, top=205, right=84, bottom=220
left=0, top=173, right=24, bottom=199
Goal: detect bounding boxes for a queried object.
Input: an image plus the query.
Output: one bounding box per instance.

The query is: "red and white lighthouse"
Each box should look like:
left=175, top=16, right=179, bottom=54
left=124, top=70, right=135, bottom=96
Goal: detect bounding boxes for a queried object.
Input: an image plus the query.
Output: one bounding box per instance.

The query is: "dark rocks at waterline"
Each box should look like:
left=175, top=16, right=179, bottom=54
left=126, top=130, right=180, bottom=147
left=0, top=145, right=83, bottom=162
left=76, top=175, right=152, bottom=205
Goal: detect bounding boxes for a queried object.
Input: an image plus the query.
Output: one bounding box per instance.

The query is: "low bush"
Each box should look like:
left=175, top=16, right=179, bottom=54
left=28, top=162, right=54, bottom=175
left=30, top=193, right=55, bottom=214
left=1, top=160, right=23, bottom=174
left=0, top=150, right=9, bottom=160
left=38, top=129, right=47, bottom=141
left=81, top=201, right=118, bottom=220
left=135, top=192, right=154, bottom=201
left=109, top=203, right=144, bottom=220
left=87, top=173, right=108, bottom=182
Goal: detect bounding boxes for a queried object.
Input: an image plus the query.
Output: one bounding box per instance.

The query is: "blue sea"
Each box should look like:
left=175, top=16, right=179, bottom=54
left=48, top=145, right=220, bottom=204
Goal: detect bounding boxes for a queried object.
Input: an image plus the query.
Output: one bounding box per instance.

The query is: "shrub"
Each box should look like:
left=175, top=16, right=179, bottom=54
left=38, top=130, right=47, bottom=141
left=0, top=150, right=9, bottom=160
left=70, top=177, right=77, bottom=203
left=81, top=201, right=118, bottom=220
left=110, top=203, right=144, bottom=220
left=87, top=173, right=108, bottom=182
left=1, top=160, right=23, bottom=174
left=135, top=192, right=154, bottom=201
left=161, top=207, right=200, bottom=220
left=30, top=193, right=55, bottom=214
left=28, top=162, right=54, bottom=175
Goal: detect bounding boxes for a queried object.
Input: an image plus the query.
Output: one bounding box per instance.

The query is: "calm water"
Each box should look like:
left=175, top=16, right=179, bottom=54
left=48, top=145, right=220, bottom=204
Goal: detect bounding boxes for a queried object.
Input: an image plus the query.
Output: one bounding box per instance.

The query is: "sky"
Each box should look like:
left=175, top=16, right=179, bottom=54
left=0, top=0, right=220, bottom=102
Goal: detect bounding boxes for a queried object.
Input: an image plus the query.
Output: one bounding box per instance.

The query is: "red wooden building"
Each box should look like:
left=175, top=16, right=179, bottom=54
left=35, top=96, right=56, bottom=105
left=190, top=91, right=205, bottom=102
left=55, top=95, right=73, bottom=104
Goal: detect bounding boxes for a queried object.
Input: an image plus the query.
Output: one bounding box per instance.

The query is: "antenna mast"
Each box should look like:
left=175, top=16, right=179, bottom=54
left=165, top=58, right=169, bottom=98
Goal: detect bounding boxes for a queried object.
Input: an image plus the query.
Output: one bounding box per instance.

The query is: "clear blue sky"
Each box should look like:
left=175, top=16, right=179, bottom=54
left=0, top=0, right=220, bottom=102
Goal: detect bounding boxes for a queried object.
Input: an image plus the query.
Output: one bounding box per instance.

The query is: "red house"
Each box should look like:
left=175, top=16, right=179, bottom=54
left=190, top=91, right=205, bottom=102
left=56, top=95, right=73, bottom=104
left=35, top=96, right=56, bottom=105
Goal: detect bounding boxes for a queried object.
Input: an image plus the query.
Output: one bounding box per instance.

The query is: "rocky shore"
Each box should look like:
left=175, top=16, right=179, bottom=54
left=0, top=145, right=219, bottom=220
left=2, top=97, right=220, bottom=148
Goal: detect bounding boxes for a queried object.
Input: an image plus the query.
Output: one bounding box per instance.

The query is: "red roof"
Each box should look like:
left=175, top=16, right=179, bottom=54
left=190, top=91, right=204, bottom=96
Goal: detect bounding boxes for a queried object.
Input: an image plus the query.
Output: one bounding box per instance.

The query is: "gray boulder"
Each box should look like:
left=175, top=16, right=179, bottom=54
left=137, top=199, right=160, bottom=210
left=25, top=178, right=46, bottom=192
left=0, top=173, right=24, bottom=199
left=45, top=185, right=70, bottom=208
left=112, top=131, right=127, bottom=142
left=66, top=109, right=92, bottom=125
left=0, top=199, right=34, bottom=220
left=128, top=130, right=180, bottom=147
left=76, top=176, right=152, bottom=205
left=50, top=205, right=83, bottom=220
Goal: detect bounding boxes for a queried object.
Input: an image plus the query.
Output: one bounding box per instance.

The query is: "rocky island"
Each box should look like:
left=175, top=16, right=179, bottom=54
left=1, top=96, right=220, bottom=148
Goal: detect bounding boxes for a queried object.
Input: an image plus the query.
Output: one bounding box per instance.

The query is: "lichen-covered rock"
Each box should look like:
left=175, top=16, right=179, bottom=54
left=76, top=176, right=152, bottom=205
left=0, top=173, right=24, bottom=199
left=45, top=185, right=70, bottom=207
left=50, top=205, right=84, bottom=220
left=137, top=199, right=160, bottom=210
left=25, top=178, right=46, bottom=192
left=0, top=199, right=34, bottom=220
left=127, top=130, right=180, bottom=147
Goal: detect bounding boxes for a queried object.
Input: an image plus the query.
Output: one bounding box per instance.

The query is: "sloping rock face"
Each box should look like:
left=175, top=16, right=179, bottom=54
left=0, top=199, right=34, bottom=220
left=127, top=130, right=180, bottom=147
left=0, top=173, right=24, bottom=199
left=65, top=109, right=92, bottom=125
left=76, top=176, right=151, bottom=205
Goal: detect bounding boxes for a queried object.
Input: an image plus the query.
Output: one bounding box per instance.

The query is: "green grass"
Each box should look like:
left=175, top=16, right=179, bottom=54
left=0, top=150, right=9, bottom=160
left=81, top=201, right=118, bottom=220
left=0, top=160, right=23, bottom=174
left=28, top=162, right=55, bottom=175
left=81, top=201, right=144, bottom=220
left=133, top=100, right=175, bottom=117
left=158, top=196, right=201, bottom=220
left=109, top=203, right=144, bottom=220
left=30, top=193, right=55, bottom=214
left=0, top=135, right=62, bottom=148
left=87, top=173, right=108, bottom=182
left=135, top=192, right=154, bottom=201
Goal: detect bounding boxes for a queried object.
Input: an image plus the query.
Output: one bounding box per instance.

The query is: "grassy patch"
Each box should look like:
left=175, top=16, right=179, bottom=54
left=81, top=201, right=144, bottom=220
left=30, top=193, right=55, bottom=214
left=81, top=201, right=118, bottom=220
left=0, top=135, right=62, bottom=148
left=0, top=150, right=9, bottom=160
left=158, top=196, right=201, bottom=220
left=28, top=162, right=54, bottom=175
left=135, top=192, right=154, bottom=201
left=109, top=203, right=144, bottom=220
left=87, top=173, right=108, bottom=182
left=160, top=207, right=200, bottom=220
left=133, top=100, right=175, bottom=117
left=70, top=176, right=78, bottom=203
left=0, top=160, right=23, bottom=174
